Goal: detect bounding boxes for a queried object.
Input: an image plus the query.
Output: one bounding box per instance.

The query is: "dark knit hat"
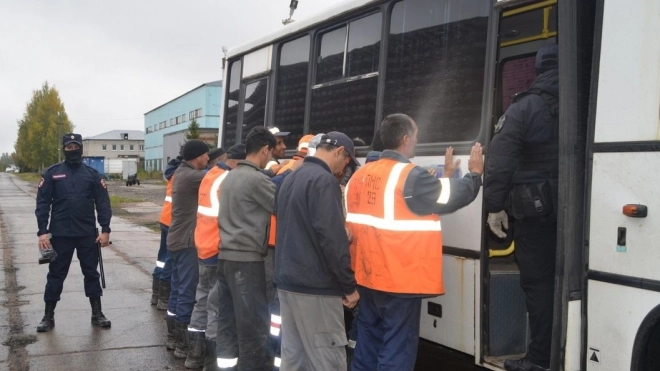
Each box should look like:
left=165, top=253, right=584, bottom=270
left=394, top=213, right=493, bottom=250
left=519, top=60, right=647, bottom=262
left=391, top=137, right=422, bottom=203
left=226, top=143, right=246, bottom=160
left=208, top=147, right=226, bottom=162
left=183, top=140, right=209, bottom=161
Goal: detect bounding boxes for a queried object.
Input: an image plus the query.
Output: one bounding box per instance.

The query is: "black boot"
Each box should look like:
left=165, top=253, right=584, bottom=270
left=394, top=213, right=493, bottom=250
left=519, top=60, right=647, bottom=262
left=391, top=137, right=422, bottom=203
left=90, top=297, right=111, bottom=328
left=151, top=277, right=159, bottom=305
left=185, top=331, right=206, bottom=369
left=166, top=315, right=176, bottom=350
left=173, top=321, right=190, bottom=359
left=202, top=339, right=217, bottom=371
left=157, top=280, right=170, bottom=311
left=36, top=301, right=57, bottom=332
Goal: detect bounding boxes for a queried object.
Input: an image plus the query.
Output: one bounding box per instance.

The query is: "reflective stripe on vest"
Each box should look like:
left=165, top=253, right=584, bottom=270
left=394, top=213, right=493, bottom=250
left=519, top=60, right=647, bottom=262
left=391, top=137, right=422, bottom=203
left=159, top=176, right=175, bottom=226
left=270, top=314, right=281, bottom=337
left=217, top=358, right=238, bottom=368
left=194, top=168, right=228, bottom=259
left=345, top=159, right=444, bottom=295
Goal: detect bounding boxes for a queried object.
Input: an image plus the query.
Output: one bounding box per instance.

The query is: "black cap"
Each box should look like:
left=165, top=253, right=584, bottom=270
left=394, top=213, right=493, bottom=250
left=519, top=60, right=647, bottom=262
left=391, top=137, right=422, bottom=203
left=63, top=133, right=82, bottom=146
left=535, top=44, right=558, bottom=74
left=226, top=143, right=246, bottom=160
left=319, top=131, right=358, bottom=167
left=182, top=140, right=209, bottom=161
left=208, top=148, right=226, bottom=162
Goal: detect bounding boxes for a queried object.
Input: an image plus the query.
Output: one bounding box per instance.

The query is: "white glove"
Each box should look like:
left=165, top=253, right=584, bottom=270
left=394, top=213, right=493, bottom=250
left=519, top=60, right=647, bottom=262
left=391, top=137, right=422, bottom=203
left=487, top=211, right=509, bottom=238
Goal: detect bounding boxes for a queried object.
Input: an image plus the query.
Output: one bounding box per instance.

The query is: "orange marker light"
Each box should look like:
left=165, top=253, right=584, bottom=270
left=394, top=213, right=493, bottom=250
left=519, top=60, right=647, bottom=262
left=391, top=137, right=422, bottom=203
left=622, top=204, right=648, bottom=218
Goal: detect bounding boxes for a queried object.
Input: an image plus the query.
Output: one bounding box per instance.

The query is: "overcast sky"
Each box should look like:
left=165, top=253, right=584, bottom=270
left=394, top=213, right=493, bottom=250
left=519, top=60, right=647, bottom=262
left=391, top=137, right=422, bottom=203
left=0, top=0, right=345, bottom=156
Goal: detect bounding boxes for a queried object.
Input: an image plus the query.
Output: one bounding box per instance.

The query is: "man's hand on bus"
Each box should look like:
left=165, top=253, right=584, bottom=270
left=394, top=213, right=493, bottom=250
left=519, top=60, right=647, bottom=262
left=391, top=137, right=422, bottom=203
left=443, top=146, right=460, bottom=178
left=468, top=142, right=484, bottom=175
left=343, top=289, right=360, bottom=309
left=487, top=210, right=509, bottom=238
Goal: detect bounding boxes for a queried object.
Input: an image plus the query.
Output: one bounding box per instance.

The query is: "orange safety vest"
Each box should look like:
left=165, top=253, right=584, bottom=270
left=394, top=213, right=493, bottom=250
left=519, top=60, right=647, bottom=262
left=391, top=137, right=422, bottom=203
left=159, top=176, right=175, bottom=227
left=269, top=155, right=305, bottom=247
left=345, top=159, right=445, bottom=295
left=194, top=167, right=228, bottom=259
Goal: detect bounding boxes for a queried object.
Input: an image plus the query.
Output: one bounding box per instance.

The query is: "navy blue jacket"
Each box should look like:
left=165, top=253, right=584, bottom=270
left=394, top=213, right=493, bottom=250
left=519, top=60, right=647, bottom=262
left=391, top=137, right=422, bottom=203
left=36, top=162, right=112, bottom=237
left=484, top=69, right=559, bottom=213
left=274, top=156, right=356, bottom=297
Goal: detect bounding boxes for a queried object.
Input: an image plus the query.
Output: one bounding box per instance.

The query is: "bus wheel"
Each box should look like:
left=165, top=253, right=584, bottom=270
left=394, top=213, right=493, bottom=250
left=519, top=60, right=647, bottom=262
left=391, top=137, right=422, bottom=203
left=631, top=304, right=660, bottom=371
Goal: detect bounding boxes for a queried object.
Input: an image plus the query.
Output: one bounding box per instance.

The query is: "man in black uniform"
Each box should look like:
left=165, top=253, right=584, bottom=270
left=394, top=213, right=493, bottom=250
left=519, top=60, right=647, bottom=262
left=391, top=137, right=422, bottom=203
left=35, top=133, right=112, bottom=332
left=485, top=44, right=559, bottom=371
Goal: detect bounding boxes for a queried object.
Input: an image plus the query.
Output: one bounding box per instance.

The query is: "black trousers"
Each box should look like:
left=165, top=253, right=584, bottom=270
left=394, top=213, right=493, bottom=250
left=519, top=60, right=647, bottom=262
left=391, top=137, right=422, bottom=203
left=44, top=235, right=102, bottom=302
left=216, top=260, right=271, bottom=371
left=514, top=218, right=557, bottom=368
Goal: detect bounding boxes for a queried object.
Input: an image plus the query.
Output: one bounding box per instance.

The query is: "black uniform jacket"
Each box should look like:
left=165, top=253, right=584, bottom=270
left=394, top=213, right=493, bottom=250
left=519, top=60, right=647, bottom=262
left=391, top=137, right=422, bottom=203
left=36, top=162, right=111, bottom=237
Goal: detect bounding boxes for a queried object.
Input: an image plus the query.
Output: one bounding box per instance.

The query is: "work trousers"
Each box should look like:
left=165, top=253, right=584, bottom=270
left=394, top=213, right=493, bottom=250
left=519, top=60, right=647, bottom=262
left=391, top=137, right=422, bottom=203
left=167, top=247, right=199, bottom=323
left=152, top=224, right=172, bottom=282
left=216, top=260, right=270, bottom=371
left=189, top=262, right=219, bottom=334
left=514, top=218, right=557, bottom=368
left=264, top=248, right=281, bottom=367
left=279, top=290, right=348, bottom=371
left=44, top=235, right=102, bottom=302
left=352, top=287, right=422, bottom=371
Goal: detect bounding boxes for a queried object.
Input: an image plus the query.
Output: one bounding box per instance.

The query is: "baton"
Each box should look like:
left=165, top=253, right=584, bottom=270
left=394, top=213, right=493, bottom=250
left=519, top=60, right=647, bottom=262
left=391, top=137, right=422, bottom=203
left=96, top=228, right=106, bottom=289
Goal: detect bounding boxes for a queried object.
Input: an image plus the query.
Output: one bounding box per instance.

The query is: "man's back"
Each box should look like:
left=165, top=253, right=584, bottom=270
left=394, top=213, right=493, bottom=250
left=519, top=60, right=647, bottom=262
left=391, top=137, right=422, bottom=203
left=218, top=160, right=275, bottom=262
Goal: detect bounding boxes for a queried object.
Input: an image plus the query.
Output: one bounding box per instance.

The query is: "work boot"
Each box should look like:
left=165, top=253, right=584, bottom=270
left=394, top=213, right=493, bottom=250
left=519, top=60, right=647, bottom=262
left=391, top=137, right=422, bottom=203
left=165, top=315, right=176, bottom=350
left=185, top=330, right=206, bottom=369
left=173, top=321, right=190, bottom=359
left=151, top=277, right=159, bottom=305
left=504, top=357, right=550, bottom=371
left=90, top=297, right=111, bottom=328
left=157, top=280, right=171, bottom=311
left=202, top=339, right=217, bottom=371
left=36, top=301, right=57, bottom=332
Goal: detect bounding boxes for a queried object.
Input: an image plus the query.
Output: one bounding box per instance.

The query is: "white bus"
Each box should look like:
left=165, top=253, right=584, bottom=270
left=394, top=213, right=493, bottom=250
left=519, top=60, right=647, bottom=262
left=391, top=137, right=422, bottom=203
left=218, top=0, right=660, bottom=369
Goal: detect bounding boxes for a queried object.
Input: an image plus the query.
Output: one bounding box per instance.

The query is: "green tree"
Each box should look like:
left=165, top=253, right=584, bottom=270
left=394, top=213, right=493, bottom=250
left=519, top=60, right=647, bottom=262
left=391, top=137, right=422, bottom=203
left=186, top=118, right=200, bottom=140
left=14, top=82, right=73, bottom=172
left=0, top=152, right=12, bottom=170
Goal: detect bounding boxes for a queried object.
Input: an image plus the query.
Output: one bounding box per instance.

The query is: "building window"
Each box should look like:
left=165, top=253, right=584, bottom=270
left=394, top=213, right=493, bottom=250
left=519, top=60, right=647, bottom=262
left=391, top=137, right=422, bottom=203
left=102, top=144, right=107, bottom=151
left=130, top=144, right=134, bottom=150
left=112, top=145, right=117, bottom=151
left=170, top=118, right=174, bottom=127
left=154, top=124, right=158, bottom=131
left=139, top=145, right=144, bottom=151
left=274, top=35, right=310, bottom=149
left=120, top=145, right=124, bottom=151
left=196, top=108, right=203, bottom=118
left=181, top=114, right=186, bottom=122
left=383, top=0, right=489, bottom=143
left=176, top=116, right=181, bottom=125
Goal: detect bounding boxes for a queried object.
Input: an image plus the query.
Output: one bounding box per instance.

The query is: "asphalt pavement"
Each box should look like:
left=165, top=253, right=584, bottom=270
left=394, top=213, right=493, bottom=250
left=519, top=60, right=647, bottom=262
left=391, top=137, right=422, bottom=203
left=0, top=172, right=485, bottom=371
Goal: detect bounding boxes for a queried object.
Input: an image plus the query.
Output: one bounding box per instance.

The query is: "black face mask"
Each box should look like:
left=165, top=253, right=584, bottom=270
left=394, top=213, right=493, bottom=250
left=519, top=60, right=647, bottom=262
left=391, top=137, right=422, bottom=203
left=64, top=148, right=83, bottom=166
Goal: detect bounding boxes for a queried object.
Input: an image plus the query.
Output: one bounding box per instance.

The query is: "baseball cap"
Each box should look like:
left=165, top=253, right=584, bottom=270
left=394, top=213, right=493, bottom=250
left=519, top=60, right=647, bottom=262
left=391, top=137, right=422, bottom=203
left=318, top=131, right=358, bottom=167
left=268, top=127, right=290, bottom=137
left=62, top=133, right=82, bottom=146
left=307, top=133, right=325, bottom=156
left=297, top=134, right=316, bottom=155
left=226, top=143, right=246, bottom=160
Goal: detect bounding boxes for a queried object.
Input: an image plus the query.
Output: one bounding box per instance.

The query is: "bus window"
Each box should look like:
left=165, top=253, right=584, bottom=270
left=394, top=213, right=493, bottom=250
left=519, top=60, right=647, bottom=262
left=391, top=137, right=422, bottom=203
left=310, top=12, right=382, bottom=145
left=500, top=3, right=557, bottom=47
left=383, top=0, right=489, bottom=144
left=274, top=35, right=310, bottom=148
left=241, top=79, right=268, bottom=142
left=317, top=27, right=347, bottom=84
left=346, top=12, right=382, bottom=78
left=500, top=55, right=536, bottom=112
left=223, top=60, right=242, bottom=148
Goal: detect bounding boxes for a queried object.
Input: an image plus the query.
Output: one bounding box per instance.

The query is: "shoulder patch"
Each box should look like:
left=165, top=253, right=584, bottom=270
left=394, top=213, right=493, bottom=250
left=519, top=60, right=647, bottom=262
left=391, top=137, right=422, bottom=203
left=494, top=115, right=506, bottom=134
left=52, top=174, right=67, bottom=180
left=38, top=177, right=45, bottom=188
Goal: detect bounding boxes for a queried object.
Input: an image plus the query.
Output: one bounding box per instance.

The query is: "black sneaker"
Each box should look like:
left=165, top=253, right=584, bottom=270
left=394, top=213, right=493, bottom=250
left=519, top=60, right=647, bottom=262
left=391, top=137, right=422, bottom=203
left=504, top=357, right=550, bottom=371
